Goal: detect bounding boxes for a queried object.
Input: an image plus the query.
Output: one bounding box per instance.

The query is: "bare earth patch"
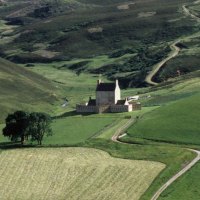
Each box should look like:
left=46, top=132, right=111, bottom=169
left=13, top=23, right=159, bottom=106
left=117, top=2, right=135, bottom=10
left=138, top=12, right=156, bottom=18
left=88, top=27, right=103, bottom=33
left=0, top=148, right=165, bottom=200
left=33, top=50, right=60, bottom=58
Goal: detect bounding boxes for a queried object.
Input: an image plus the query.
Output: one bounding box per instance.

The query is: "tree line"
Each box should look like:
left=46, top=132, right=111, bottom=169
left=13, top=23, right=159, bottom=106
left=3, top=111, right=52, bottom=145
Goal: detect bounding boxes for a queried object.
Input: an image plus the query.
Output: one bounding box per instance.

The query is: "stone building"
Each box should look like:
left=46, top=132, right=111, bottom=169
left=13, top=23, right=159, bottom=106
left=76, top=79, right=141, bottom=113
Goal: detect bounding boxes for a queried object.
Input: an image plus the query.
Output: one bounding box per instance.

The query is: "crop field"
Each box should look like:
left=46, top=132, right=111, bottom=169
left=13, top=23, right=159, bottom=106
left=0, top=148, right=165, bottom=200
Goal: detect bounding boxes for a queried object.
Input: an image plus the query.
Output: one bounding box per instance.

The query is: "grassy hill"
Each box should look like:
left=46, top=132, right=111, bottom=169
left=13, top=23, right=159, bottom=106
left=0, top=57, right=59, bottom=122
left=0, top=0, right=199, bottom=86
left=127, top=93, right=200, bottom=145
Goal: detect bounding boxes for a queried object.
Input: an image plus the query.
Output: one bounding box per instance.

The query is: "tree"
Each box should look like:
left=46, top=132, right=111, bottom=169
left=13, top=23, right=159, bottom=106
left=3, top=111, right=30, bottom=145
left=28, top=112, right=52, bottom=145
left=3, top=111, right=52, bottom=145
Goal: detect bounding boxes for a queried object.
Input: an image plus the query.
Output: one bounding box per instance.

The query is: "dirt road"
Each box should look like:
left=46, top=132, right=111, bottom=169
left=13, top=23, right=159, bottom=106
left=111, top=119, right=200, bottom=200
left=151, top=149, right=200, bottom=200
left=145, top=1, right=200, bottom=86
left=145, top=41, right=181, bottom=86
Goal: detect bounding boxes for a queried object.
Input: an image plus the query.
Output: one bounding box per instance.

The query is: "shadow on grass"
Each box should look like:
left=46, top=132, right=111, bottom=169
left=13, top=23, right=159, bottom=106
left=52, top=110, right=95, bottom=119
left=0, top=141, right=83, bottom=150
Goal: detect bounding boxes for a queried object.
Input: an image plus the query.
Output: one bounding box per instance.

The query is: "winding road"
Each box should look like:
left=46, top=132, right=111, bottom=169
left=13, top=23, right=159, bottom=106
left=145, top=1, right=200, bottom=86
left=115, top=2, right=200, bottom=199
left=111, top=117, right=200, bottom=200
left=145, top=41, right=181, bottom=86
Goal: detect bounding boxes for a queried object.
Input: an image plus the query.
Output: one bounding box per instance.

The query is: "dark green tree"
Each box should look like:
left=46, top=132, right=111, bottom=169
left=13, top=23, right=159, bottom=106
left=3, top=111, right=30, bottom=145
left=28, top=112, right=52, bottom=145
left=3, top=111, right=52, bottom=145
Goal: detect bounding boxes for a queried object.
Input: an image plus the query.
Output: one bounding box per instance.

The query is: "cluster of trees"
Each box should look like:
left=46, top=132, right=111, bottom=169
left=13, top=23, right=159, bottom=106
left=3, top=111, right=52, bottom=145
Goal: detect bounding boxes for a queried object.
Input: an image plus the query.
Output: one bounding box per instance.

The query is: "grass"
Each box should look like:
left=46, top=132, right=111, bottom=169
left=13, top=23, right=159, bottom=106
left=127, top=94, right=200, bottom=145
left=0, top=58, right=61, bottom=123
left=0, top=0, right=198, bottom=86
left=85, top=138, right=195, bottom=200
left=0, top=148, right=165, bottom=200
left=98, top=106, right=159, bottom=139
left=44, top=116, right=116, bottom=145
left=158, top=162, right=200, bottom=200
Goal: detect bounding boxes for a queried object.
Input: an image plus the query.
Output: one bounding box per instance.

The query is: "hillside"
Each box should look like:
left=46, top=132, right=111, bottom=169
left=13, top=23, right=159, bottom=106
left=0, top=57, right=58, bottom=122
left=0, top=0, right=199, bottom=87
left=127, top=94, right=200, bottom=145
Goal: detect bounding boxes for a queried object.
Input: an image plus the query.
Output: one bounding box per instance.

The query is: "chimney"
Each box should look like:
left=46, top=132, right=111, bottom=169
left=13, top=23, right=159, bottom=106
left=115, top=79, right=119, bottom=87
left=97, top=79, right=101, bottom=85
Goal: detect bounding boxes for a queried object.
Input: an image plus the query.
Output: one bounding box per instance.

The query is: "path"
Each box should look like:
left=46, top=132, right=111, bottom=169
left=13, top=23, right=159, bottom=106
left=111, top=118, right=200, bottom=200
left=151, top=149, right=200, bottom=200
left=183, top=4, right=200, bottom=22
left=145, top=1, right=200, bottom=86
left=111, top=2, right=200, bottom=199
left=111, top=117, right=135, bottom=143
left=145, top=41, right=181, bottom=86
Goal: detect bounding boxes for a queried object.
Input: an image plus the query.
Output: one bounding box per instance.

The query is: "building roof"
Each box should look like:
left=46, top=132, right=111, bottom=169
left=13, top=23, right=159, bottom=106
left=116, top=100, right=126, bottom=105
left=88, top=99, right=96, bottom=106
left=96, top=83, right=116, bottom=91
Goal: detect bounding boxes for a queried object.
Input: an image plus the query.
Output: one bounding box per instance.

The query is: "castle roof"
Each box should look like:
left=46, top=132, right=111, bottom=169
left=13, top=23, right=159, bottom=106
left=96, top=83, right=116, bottom=91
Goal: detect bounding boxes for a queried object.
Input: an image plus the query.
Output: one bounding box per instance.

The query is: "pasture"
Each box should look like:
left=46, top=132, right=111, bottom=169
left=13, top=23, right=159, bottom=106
left=158, top=162, right=200, bottom=200
left=127, top=94, right=200, bottom=145
left=0, top=148, right=165, bottom=200
left=45, top=116, right=116, bottom=145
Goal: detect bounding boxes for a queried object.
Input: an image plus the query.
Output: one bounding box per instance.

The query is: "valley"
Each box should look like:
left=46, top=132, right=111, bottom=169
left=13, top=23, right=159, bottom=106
left=0, top=0, right=200, bottom=200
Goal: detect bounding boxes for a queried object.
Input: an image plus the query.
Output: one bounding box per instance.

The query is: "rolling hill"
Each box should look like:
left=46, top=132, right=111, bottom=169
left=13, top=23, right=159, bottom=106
left=0, top=0, right=199, bottom=87
left=0, top=57, right=59, bottom=122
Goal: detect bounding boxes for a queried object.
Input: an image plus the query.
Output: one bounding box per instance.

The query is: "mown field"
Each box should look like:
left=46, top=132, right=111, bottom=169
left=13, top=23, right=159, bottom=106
left=0, top=148, right=165, bottom=200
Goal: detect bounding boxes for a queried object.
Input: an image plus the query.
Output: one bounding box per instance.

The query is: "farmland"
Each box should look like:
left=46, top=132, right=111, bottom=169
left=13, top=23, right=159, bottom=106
left=0, top=148, right=165, bottom=200
left=127, top=94, right=200, bottom=145
left=0, top=0, right=199, bottom=199
left=158, top=162, right=200, bottom=200
left=45, top=116, right=116, bottom=145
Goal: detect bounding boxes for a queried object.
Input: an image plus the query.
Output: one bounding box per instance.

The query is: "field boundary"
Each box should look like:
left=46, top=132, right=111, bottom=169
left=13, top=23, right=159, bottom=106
left=111, top=118, right=200, bottom=200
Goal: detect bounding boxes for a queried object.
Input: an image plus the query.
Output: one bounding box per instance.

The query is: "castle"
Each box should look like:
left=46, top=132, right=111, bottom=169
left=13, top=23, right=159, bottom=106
left=76, top=80, right=141, bottom=113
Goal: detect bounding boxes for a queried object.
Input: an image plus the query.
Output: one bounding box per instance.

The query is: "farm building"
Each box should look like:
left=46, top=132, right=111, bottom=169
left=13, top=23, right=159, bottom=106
left=76, top=79, right=141, bottom=113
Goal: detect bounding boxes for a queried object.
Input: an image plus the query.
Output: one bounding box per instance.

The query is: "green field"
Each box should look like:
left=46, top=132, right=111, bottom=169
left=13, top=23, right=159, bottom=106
left=0, top=0, right=200, bottom=199
left=0, top=58, right=60, bottom=122
left=0, top=148, right=165, bottom=200
left=159, top=162, right=200, bottom=200
left=127, top=94, right=200, bottom=145
left=44, top=116, right=116, bottom=145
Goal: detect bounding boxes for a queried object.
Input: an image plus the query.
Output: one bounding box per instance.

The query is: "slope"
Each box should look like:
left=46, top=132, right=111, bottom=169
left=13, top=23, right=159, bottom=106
left=127, top=93, right=200, bottom=145
left=0, top=57, right=58, bottom=122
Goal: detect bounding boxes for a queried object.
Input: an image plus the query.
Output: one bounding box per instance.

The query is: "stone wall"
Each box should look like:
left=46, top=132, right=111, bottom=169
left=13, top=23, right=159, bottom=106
left=76, top=104, right=133, bottom=113
left=110, top=104, right=132, bottom=113
left=76, top=105, right=97, bottom=113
